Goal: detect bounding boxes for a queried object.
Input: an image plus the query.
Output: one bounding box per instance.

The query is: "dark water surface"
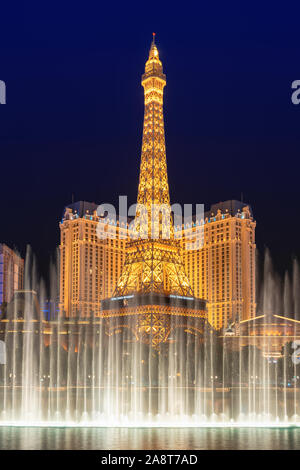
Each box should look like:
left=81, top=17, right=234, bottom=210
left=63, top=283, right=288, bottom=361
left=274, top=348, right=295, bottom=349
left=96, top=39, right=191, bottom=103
left=0, top=427, right=300, bottom=450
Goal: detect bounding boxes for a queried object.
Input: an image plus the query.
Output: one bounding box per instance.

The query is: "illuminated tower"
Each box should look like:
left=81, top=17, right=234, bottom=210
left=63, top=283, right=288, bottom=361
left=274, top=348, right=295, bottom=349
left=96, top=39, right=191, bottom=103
left=137, top=34, right=170, bottom=218
left=102, top=35, right=206, bottom=346
left=115, top=34, right=192, bottom=297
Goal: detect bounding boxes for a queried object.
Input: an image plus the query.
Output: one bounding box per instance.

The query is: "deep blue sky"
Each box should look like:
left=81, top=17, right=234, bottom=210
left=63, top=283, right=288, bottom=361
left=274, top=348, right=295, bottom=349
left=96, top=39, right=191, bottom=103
left=0, top=1, right=300, bottom=278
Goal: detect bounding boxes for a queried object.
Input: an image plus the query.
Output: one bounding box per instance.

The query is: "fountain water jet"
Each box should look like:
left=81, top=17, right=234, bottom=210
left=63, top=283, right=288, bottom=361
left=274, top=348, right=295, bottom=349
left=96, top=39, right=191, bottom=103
left=0, top=248, right=300, bottom=427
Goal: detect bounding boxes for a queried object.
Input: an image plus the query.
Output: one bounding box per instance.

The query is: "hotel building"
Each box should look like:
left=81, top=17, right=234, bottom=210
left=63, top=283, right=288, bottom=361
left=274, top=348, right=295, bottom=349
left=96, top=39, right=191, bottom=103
left=59, top=201, right=128, bottom=317
left=0, top=243, right=24, bottom=307
left=59, top=200, right=256, bottom=329
left=181, top=200, right=256, bottom=330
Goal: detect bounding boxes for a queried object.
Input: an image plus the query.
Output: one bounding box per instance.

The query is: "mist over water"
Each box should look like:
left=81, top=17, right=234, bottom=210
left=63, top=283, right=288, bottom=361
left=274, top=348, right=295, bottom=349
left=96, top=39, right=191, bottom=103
left=0, top=247, right=300, bottom=426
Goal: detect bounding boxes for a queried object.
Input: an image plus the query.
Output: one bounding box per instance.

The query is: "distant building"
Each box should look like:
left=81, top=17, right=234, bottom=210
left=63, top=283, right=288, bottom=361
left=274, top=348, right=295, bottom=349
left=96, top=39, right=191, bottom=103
left=222, top=313, right=300, bottom=359
left=0, top=244, right=24, bottom=307
left=6, top=290, right=40, bottom=320
left=181, top=201, right=256, bottom=330
left=59, top=201, right=128, bottom=317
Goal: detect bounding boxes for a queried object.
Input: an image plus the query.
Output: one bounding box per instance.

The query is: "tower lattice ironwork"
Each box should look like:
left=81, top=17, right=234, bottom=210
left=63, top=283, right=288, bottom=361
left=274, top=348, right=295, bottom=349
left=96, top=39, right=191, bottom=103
left=102, top=35, right=206, bottom=347
left=115, top=34, right=193, bottom=298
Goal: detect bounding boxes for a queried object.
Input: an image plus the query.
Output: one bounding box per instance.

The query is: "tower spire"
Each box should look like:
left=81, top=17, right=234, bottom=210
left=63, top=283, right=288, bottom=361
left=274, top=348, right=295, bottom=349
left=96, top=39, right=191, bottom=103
left=137, top=34, right=169, bottom=239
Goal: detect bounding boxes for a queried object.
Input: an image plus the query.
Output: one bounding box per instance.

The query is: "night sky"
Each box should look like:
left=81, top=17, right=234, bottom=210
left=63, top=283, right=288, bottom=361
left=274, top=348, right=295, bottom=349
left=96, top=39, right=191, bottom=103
left=0, top=1, right=300, bottom=280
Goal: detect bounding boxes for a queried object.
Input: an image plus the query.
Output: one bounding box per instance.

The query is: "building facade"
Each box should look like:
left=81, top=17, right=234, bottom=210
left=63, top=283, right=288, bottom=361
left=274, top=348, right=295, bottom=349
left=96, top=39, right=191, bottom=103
left=181, top=200, right=256, bottom=330
left=59, top=201, right=128, bottom=317
left=0, top=243, right=24, bottom=307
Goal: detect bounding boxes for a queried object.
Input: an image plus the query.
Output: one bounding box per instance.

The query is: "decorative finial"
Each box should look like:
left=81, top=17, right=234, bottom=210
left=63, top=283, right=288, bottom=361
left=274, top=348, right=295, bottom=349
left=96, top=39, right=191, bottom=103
left=152, top=32, right=156, bottom=44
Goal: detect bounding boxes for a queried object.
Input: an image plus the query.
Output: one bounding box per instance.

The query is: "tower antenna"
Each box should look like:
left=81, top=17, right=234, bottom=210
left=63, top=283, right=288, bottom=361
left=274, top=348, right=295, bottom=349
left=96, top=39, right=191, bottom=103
left=152, top=32, right=156, bottom=44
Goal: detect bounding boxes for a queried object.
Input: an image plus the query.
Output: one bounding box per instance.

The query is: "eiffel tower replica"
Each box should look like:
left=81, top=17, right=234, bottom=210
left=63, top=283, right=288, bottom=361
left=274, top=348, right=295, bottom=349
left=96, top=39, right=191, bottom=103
left=102, top=35, right=207, bottom=347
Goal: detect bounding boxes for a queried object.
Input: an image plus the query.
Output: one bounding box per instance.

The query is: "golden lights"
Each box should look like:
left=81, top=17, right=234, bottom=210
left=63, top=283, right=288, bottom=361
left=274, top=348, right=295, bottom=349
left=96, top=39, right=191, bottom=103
left=114, top=36, right=194, bottom=300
